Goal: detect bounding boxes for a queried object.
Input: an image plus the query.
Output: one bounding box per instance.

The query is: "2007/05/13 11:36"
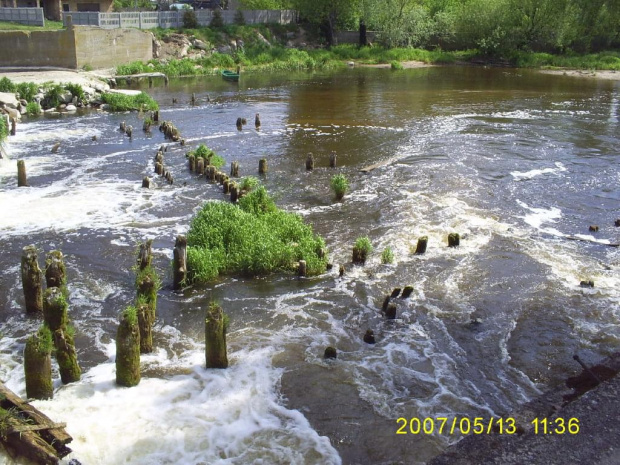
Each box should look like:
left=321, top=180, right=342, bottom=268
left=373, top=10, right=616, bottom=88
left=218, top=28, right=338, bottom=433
left=396, top=417, right=580, bottom=435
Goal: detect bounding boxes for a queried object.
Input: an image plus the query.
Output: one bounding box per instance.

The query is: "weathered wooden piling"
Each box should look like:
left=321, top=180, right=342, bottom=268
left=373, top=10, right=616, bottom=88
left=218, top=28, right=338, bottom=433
left=339, top=264, right=345, bottom=277
left=10, top=118, right=16, bottom=136
left=329, top=151, right=337, bottom=168
left=382, top=295, right=390, bottom=313
left=236, top=117, right=243, bottom=131
left=142, top=176, right=151, bottom=188
left=615, top=219, right=620, bottom=227
left=306, top=153, right=314, bottom=171
left=589, top=225, right=599, bottom=232
left=401, top=286, right=414, bottom=299
left=191, top=93, right=196, bottom=105
left=120, top=121, right=126, bottom=132
left=196, top=157, right=205, bottom=175
left=51, top=142, right=61, bottom=153
left=142, top=120, right=152, bottom=133
left=363, top=329, right=376, bottom=344
left=17, top=159, right=28, bottom=187
left=155, top=151, right=163, bottom=164
left=385, top=304, right=397, bottom=319
left=43, top=287, right=67, bottom=332
left=415, top=236, right=428, bottom=254
left=155, top=162, right=163, bottom=175
left=580, top=280, right=595, bottom=288
left=258, top=158, right=267, bottom=174
left=223, top=179, right=230, bottom=194
left=391, top=288, right=401, bottom=298
left=230, top=161, right=239, bottom=177
left=45, top=250, right=66, bottom=289
left=324, top=347, right=337, bottom=359
left=116, top=306, right=141, bottom=387
left=137, top=239, right=152, bottom=271
left=24, top=326, right=53, bottom=400
left=205, top=303, right=228, bottom=369
left=298, top=260, right=307, bottom=277
left=255, top=113, right=261, bottom=129
left=448, top=233, right=460, bottom=248
left=92, top=135, right=98, bottom=141
left=153, top=110, right=159, bottom=122
left=241, top=118, right=247, bottom=125
left=21, top=245, right=43, bottom=314
left=136, top=298, right=153, bottom=354
left=125, top=126, right=133, bottom=138
left=173, top=235, right=187, bottom=291
left=189, top=155, right=196, bottom=172
left=230, top=183, right=239, bottom=202
left=136, top=265, right=158, bottom=325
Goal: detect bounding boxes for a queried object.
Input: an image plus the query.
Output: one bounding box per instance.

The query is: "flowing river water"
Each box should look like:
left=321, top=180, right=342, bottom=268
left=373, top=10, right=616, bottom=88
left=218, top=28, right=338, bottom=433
left=0, top=66, right=619, bottom=465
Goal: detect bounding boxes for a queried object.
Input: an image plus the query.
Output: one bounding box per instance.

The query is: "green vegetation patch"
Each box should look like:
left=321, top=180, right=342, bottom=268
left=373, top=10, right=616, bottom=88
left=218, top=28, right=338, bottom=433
left=381, top=247, right=394, bottom=264
left=122, top=305, right=138, bottom=326
left=187, top=143, right=225, bottom=168
left=0, top=117, right=7, bottom=142
left=101, top=92, right=159, bottom=111
left=187, top=186, right=327, bottom=282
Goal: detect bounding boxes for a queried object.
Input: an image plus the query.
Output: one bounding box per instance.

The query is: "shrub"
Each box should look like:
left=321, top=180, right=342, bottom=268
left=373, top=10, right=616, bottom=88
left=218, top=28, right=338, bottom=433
left=16, top=82, right=38, bottom=103
left=26, top=102, right=42, bottom=116
left=381, top=247, right=394, bottom=264
left=0, top=117, right=7, bottom=142
left=42, top=84, right=64, bottom=109
left=187, top=143, right=225, bottom=167
left=186, top=188, right=327, bottom=282
left=64, top=83, right=85, bottom=104
left=390, top=61, right=404, bottom=70
left=122, top=305, right=138, bottom=326
left=101, top=92, right=159, bottom=111
left=234, top=9, right=245, bottom=26
left=0, top=77, right=16, bottom=93
left=330, top=174, right=349, bottom=200
left=183, top=9, right=198, bottom=29
left=352, top=236, right=372, bottom=264
left=239, top=176, right=259, bottom=192
left=210, top=9, right=224, bottom=28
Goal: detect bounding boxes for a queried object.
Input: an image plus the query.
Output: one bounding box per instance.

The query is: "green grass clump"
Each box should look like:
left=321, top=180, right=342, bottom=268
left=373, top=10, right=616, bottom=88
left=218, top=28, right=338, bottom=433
left=390, top=60, right=404, bottom=70
left=239, top=176, right=259, bottom=192
left=186, top=187, right=327, bottom=282
left=352, top=236, right=372, bottom=263
left=0, top=20, right=63, bottom=31
left=42, top=84, right=63, bottom=109
left=0, top=77, right=16, bottom=93
left=187, top=143, right=225, bottom=168
left=330, top=174, right=349, bottom=200
left=26, top=102, right=41, bottom=116
left=509, top=50, right=620, bottom=70
left=122, top=305, right=138, bottom=326
left=0, top=117, right=7, bottom=142
left=381, top=247, right=394, bottom=264
left=101, top=92, right=159, bottom=111
left=30, top=325, right=54, bottom=355
left=16, top=82, right=38, bottom=103
left=64, top=82, right=85, bottom=104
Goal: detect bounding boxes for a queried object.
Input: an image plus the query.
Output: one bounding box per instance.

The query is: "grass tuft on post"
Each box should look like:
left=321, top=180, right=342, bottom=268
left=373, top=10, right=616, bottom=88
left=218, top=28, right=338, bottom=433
left=330, top=174, right=349, bottom=200
left=381, top=247, right=394, bottom=264
left=352, top=236, right=372, bottom=264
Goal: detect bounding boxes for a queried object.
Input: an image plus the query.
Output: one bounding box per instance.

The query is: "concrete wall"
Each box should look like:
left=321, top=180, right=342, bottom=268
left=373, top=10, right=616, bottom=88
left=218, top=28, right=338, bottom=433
left=0, top=29, right=77, bottom=67
left=73, top=26, right=152, bottom=69
left=0, top=26, right=152, bottom=69
left=0, top=7, right=45, bottom=26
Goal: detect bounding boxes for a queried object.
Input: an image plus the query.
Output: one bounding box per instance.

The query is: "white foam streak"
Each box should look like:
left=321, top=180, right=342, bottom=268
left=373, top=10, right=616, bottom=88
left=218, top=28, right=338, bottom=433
left=511, top=162, right=567, bottom=180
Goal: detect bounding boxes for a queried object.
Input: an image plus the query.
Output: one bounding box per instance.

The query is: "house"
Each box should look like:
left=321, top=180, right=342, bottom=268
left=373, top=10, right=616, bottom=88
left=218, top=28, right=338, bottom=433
left=0, top=0, right=112, bottom=20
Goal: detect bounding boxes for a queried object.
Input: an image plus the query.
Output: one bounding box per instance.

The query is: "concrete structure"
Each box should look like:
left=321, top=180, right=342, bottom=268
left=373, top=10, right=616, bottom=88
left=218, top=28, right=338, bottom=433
left=1, top=0, right=111, bottom=20
left=0, top=22, right=152, bottom=69
left=0, top=7, right=45, bottom=26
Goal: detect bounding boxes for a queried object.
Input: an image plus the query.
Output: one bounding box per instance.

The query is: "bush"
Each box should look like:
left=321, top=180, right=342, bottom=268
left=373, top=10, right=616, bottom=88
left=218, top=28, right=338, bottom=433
left=26, top=102, right=41, bottom=116
left=187, top=143, right=225, bottom=167
left=234, top=9, right=245, bottom=26
left=381, top=247, right=394, bottom=264
left=330, top=174, right=349, bottom=200
left=101, top=92, right=159, bottom=111
left=186, top=187, right=328, bottom=282
left=0, top=77, right=16, bottom=93
left=42, top=84, right=63, bottom=109
left=64, top=83, right=85, bottom=104
left=210, top=9, right=224, bottom=28
left=16, top=82, right=38, bottom=103
left=352, top=236, right=372, bottom=264
left=0, top=117, right=7, bottom=142
left=390, top=60, right=404, bottom=70
left=183, top=9, right=198, bottom=29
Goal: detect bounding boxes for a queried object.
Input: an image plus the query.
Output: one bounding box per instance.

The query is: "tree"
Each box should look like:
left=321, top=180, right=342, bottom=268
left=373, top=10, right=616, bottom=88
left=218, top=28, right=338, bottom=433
left=292, top=0, right=360, bottom=45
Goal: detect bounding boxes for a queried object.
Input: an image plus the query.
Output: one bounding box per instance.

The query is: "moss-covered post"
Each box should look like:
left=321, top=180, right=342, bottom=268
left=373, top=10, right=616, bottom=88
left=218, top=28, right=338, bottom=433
left=223, top=179, right=230, bottom=194
left=136, top=263, right=159, bottom=330
left=24, top=326, right=54, bottom=400
left=329, top=151, right=337, bottom=168
left=191, top=93, right=196, bottom=105
left=196, top=157, right=205, bottom=175
left=205, top=302, right=228, bottom=369
left=45, top=250, right=66, bottom=289
left=142, top=176, right=151, bottom=188
left=298, top=260, right=307, bottom=277
left=448, top=233, right=460, bottom=248
left=258, top=158, right=267, bottom=175
left=255, top=113, right=261, bottom=129
left=10, top=118, right=16, bottom=136
left=43, top=287, right=81, bottom=383
left=136, top=298, right=153, bottom=354
left=236, top=117, right=243, bottom=131
left=17, top=160, right=28, bottom=187
left=415, top=236, right=428, bottom=254
left=173, top=235, right=187, bottom=291
left=189, top=154, right=196, bottom=172
left=21, top=245, right=43, bottom=314
left=137, top=239, right=152, bottom=271
left=385, top=304, right=397, bottom=319
left=116, top=306, right=141, bottom=387
left=230, top=183, right=239, bottom=203
left=230, top=161, right=239, bottom=177
left=306, top=153, right=314, bottom=171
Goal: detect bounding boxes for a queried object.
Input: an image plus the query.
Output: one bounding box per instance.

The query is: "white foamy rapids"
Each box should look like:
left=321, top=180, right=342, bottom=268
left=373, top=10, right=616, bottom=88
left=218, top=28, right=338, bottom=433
left=3, top=345, right=341, bottom=465
left=516, top=200, right=563, bottom=234
left=510, top=162, right=567, bottom=180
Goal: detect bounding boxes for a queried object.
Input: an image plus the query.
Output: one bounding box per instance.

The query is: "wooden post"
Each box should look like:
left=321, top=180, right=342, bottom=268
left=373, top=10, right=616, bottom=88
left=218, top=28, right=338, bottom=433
left=125, top=126, right=133, bottom=138
left=173, top=235, right=187, bottom=291
left=45, top=250, right=66, bottom=289
left=153, top=110, right=159, bottom=122
left=385, top=304, right=397, bottom=319
left=363, top=329, right=375, bottom=344
left=137, top=239, right=152, bottom=271
left=298, top=260, right=307, bottom=277
left=258, top=158, right=267, bottom=174
left=223, top=179, right=230, bottom=194
left=205, top=303, right=228, bottom=369
left=191, top=93, right=196, bottom=105
left=306, top=153, right=314, bottom=171
left=230, top=184, right=239, bottom=203
left=120, top=121, right=126, bottom=132
left=196, top=158, right=205, bottom=175
left=24, top=327, right=53, bottom=400
left=10, top=118, right=16, bottom=136
left=142, top=177, right=151, bottom=188
left=155, top=162, right=163, bottom=175
left=21, top=245, right=43, bottom=314
left=155, top=151, right=163, bottom=164
left=230, top=161, right=239, bottom=177
left=415, top=236, right=428, bottom=254
left=448, top=233, right=460, bottom=247
left=136, top=266, right=158, bottom=326
left=339, top=264, right=345, bottom=277
left=136, top=300, right=153, bottom=354
left=208, top=166, right=216, bottom=182
left=189, top=155, right=196, bottom=172
left=43, top=287, right=67, bottom=332
left=116, top=306, right=141, bottom=387
left=236, top=117, right=243, bottom=131
left=255, top=113, right=261, bottom=129
left=329, top=151, right=337, bottom=168
left=589, top=225, right=599, bottom=232
left=17, top=159, right=28, bottom=187
left=401, top=286, right=414, bottom=299
left=51, top=142, right=61, bottom=153
left=381, top=295, right=390, bottom=313
left=390, top=288, right=401, bottom=298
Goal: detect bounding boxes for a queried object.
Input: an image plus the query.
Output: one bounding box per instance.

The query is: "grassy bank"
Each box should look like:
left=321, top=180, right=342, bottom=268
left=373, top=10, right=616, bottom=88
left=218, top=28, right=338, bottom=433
left=509, top=51, right=620, bottom=70
left=0, top=20, right=64, bottom=31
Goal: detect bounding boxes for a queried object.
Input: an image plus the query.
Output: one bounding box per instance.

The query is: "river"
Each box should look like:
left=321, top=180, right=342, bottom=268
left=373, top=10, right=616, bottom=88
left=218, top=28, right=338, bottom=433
left=0, top=66, right=619, bottom=465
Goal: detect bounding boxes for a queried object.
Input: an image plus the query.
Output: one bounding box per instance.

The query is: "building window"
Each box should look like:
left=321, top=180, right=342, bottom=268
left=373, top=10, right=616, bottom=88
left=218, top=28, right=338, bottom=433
left=62, top=3, right=69, bottom=10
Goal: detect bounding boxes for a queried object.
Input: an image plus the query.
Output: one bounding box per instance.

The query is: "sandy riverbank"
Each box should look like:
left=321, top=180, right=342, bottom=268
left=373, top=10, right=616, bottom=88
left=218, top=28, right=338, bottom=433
left=0, top=68, right=113, bottom=89
left=538, top=68, right=620, bottom=81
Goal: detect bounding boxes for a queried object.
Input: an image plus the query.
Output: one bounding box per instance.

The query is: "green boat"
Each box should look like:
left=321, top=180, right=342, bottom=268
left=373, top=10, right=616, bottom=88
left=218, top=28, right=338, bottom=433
left=221, top=69, right=240, bottom=81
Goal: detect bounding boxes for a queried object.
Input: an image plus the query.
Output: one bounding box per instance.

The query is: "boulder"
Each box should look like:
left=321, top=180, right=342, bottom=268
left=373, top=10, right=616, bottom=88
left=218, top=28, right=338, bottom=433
left=0, top=92, right=19, bottom=109
left=257, top=31, right=272, bottom=47
left=193, top=39, right=208, bottom=50
left=3, top=106, right=21, bottom=121
left=59, top=91, right=73, bottom=104
left=217, top=45, right=232, bottom=54
left=65, top=104, right=77, bottom=112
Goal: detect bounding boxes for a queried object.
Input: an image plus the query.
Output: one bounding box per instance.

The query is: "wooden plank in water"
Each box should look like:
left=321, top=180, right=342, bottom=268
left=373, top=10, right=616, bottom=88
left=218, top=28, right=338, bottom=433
left=1, top=415, right=60, bottom=465
left=360, top=156, right=400, bottom=173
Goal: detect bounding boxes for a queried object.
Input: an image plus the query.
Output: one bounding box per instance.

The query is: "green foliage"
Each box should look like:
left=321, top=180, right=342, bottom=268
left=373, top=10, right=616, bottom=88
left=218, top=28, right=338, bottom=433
left=30, top=325, right=54, bottom=355
left=101, top=92, right=159, bottom=111
left=0, top=117, right=7, bottom=142
left=42, top=84, right=63, bottom=109
left=16, top=82, right=38, bottom=103
left=186, top=189, right=328, bottom=282
left=330, top=173, right=349, bottom=199
left=239, top=176, right=260, bottom=191
left=354, top=236, right=372, bottom=255
left=210, top=9, right=224, bottom=28
left=0, top=77, right=16, bottom=93
left=234, top=9, right=246, bottom=26
left=390, top=60, right=404, bottom=69
left=64, top=82, right=85, bottom=104
left=187, top=143, right=226, bottom=167
left=381, top=246, right=394, bottom=264
left=122, top=305, right=138, bottom=326
left=183, top=9, right=199, bottom=29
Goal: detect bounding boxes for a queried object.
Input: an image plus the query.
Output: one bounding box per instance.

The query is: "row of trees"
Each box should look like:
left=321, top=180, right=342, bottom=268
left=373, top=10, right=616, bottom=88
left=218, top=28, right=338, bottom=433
left=261, top=0, right=620, bottom=53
